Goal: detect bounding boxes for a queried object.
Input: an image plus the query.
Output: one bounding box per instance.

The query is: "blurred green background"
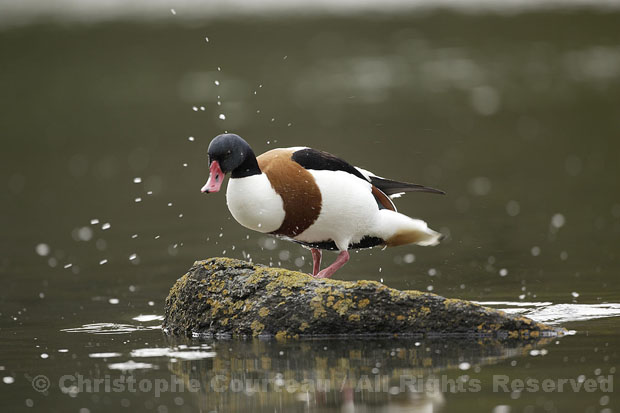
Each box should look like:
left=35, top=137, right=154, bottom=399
left=1, top=3, right=619, bottom=412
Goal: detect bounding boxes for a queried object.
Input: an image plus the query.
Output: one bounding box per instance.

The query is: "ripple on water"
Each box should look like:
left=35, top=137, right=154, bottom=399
left=477, top=302, right=620, bottom=325
left=107, top=361, right=156, bottom=371
left=130, top=346, right=216, bottom=360
left=89, top=352, right=122, bottom=358
left=132, top=314, right=164, bottom=322
left=61, top=322, right=161, bottom=335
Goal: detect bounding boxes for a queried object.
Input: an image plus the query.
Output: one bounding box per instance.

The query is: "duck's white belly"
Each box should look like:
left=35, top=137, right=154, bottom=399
left=294, top=170, right=380, bottom=250
left=226, top=174, right=285, bottom=233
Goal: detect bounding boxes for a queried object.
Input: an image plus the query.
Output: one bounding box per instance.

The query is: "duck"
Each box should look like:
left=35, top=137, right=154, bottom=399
left=201, top=133, right=444, bottom=279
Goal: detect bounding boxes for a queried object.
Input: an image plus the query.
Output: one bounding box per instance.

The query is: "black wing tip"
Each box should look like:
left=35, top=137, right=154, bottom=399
left=428, top=187, right=447, bottom=195
left=409, top=187, right=446, bottom=195
left=370, top=176, right=446, bottom=196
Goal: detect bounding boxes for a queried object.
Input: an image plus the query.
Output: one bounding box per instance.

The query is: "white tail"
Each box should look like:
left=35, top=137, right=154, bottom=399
left=375, top=210, right=442, bottom=247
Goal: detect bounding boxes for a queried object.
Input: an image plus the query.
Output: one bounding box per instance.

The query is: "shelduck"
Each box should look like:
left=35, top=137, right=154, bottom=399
left=201, top=134, right=444, bottom=279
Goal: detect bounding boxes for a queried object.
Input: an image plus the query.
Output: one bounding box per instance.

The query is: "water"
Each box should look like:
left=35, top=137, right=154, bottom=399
left=1, top=7, right=620, bottom=412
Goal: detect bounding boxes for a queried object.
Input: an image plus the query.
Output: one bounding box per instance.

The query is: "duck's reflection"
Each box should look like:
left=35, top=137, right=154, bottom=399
left=165, top=337, right=551, bottom=412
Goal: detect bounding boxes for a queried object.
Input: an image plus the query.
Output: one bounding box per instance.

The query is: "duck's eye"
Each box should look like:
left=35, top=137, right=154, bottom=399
left=215, top=174, right=220, bottom=181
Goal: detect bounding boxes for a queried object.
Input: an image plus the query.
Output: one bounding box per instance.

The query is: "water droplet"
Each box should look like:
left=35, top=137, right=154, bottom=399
left=129, top=253, right=137, bottom=261
left=470, top=85, right=501, bottom=116
left=96, top=239, right=106, bottom=251
left=531, top=246, right=541, bottom=256
left=192, top=106, right=198, bottom=112
left=458, top=362, right=471, bottom=370
left=134, top=197, right=142, bottom=203
left=205, top=37, right=209, bottom=42
left=468, top=177, right=491, bottom=196
left=571, top=291, right=580, bottom=298
left=218, top=114, right=226, bottom=120
left=188, top=136, right=195, bottom=142
left=551, top=213, right=566, bottom=229
left=170, top=8, right=176, bottom=15
left=499, top=268, right=508, bottom=277
left=133, top=177, right=142, bottom=184
left=109, top=298, right=119, bottom=305
left=101, top=223, right=111, bottom=230
left=506, top=200, right=520, bottom=216
left=214, top=80, right=220, bottom=86
left=73, top=226, right=93, bottom=241
left=40, top=353, right=49, bottom=359
left=90, top=218, right=99, bottom=225
left=35, top=243, right=50, bottom=257
left=99, top=259, right=108, bottom=265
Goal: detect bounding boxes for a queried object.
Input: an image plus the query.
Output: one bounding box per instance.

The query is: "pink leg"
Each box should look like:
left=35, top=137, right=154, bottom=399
left=311, top=248, right=322, bottom=276
left=315, top=251, right=349, bottom=279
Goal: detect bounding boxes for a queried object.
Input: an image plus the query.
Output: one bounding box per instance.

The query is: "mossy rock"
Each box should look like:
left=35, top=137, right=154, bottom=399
left=163, top=257, right=565, bottom=339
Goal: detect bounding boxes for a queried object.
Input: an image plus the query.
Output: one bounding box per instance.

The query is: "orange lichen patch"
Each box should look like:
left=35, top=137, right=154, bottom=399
left=310, top=296, right=326, bottom=319
left=333, top=299, right=353, bottom=316
left=348, top=314, right=361, bottom=322
left=251, top=320, right=265, bottom=335
left=275, top=330, right=288, bottom=340
left=357, top=298, right=371, bottom=309
left=258, top=307, right=270, bottom=318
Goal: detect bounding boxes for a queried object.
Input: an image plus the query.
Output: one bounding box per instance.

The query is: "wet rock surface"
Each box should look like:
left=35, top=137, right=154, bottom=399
left=163, top=257, right=565, bottom=339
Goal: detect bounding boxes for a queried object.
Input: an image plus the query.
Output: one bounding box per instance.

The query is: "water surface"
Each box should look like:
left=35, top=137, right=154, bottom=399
left=1, top=8, right=619, bottom=412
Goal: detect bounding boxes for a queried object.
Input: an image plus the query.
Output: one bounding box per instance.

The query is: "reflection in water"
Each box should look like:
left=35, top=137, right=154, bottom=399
left=163, top=336, right=553, bottom=412
left=61, top=321, right=161, bottom=334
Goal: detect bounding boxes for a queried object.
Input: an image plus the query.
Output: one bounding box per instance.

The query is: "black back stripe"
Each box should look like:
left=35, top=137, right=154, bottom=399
left=293, top=236, right=384, bottom=251
left=291, top=148, right=368, bottom=181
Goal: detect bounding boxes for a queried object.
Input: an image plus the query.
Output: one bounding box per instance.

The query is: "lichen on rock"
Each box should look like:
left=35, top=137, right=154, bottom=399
left=163, top=257, right=565, bottom=339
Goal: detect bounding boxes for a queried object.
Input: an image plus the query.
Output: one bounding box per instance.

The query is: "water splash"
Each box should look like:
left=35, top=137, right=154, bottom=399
left=61, top=322, right=160, bottom=335
left=478, top=301, right=620, bottom=325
